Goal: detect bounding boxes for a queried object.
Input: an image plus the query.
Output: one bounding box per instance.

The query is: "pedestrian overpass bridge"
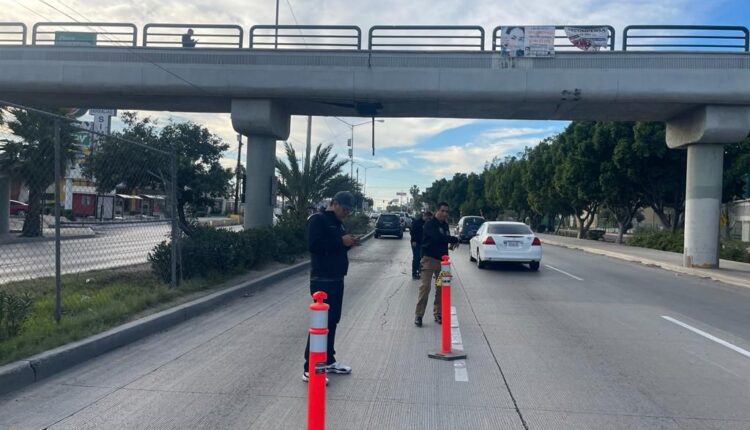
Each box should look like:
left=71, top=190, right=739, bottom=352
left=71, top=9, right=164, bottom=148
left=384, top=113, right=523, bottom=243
left=1, top=22, right=750, bottom=268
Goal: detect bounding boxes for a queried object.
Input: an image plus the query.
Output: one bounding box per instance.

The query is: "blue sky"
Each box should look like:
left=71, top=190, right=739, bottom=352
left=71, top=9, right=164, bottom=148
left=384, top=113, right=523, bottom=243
left=5, top=0, right=750, bottom=208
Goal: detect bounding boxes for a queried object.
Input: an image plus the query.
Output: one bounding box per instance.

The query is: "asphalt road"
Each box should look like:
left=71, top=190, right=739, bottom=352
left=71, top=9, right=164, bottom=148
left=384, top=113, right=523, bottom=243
left=1, top=237, right=749, bottom=429
left=0, top=223, right=243, bottom=284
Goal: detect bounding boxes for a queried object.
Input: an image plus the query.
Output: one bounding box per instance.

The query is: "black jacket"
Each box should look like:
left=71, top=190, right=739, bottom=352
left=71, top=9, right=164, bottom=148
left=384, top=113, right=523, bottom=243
left=308, top=211, right=349, bottom=279
left=410, top=218, right=425, bottom=244
left=421, top=218, right=458, bottom=260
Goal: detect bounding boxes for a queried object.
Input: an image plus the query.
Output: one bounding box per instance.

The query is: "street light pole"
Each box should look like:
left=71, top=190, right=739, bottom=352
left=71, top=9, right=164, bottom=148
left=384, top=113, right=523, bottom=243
left=334, top=117, right=384, bottom=181
left=234, top=133, right=243, bottom=214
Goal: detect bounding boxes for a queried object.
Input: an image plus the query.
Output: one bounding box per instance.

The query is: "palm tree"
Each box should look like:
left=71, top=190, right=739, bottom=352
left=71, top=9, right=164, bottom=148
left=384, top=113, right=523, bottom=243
left=276, top=142, right=348, bottom=216
left=0, top=108, right=78, bottom=237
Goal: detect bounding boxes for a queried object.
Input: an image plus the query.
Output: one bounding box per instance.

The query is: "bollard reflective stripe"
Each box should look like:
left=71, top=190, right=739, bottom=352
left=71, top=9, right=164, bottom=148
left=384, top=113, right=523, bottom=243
left=309, top=329, right=328, bottom=353
left=310, top=309, right=328, bottom=330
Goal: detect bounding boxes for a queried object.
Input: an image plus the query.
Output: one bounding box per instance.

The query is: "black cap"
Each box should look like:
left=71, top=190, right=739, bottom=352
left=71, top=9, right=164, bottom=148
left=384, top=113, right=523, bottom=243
left=332, top=191, right=355, bottom=211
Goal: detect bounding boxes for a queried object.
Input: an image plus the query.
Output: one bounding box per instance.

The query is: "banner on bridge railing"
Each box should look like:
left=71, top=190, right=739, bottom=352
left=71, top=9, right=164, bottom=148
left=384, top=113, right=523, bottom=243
left=564, top=26, right=609, bottom=51
left=500, top=26, right=555, bottom=57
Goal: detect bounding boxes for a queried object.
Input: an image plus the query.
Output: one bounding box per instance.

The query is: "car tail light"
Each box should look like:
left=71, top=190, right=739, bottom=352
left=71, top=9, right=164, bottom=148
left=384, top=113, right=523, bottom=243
left=483, top=236, right=495, bottom=245
left=532, top=237, right=541, bottom=246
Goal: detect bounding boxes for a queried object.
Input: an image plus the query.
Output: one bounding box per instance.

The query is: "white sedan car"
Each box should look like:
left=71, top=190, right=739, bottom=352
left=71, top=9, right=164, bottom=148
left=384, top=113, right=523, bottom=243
left=469, top=222, right=542, bottom=270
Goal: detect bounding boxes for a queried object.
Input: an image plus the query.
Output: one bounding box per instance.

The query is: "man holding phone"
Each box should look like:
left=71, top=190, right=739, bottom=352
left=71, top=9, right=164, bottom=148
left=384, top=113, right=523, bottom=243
left=303, top=191, right=358, bottom=382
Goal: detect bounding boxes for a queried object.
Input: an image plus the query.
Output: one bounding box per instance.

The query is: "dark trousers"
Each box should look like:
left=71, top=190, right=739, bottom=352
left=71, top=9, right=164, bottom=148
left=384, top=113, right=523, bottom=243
left=304, top=278, right=345, bottom=372
left=411, top=243, right=421, bottom=276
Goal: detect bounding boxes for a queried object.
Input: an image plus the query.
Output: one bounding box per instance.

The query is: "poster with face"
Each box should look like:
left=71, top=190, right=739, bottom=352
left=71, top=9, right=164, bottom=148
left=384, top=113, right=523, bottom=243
left=500, top=26, right=555, bottom=57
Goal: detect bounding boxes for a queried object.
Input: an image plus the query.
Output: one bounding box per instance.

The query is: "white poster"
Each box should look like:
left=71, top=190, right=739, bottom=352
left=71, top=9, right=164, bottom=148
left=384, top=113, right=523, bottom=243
left=500, top=26, right=555, bottom=57
left=564, top=26, right=609, bottom=51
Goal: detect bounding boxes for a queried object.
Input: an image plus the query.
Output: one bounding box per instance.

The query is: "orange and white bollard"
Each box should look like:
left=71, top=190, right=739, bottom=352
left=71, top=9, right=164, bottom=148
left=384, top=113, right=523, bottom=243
left=308, top=291, right=329, bottom=430
left=428, top=255, right=467, bottom=361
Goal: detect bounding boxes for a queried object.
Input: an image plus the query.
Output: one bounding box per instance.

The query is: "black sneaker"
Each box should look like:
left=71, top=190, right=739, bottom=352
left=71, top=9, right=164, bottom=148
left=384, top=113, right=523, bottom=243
left=414, top=316, right=423, bottom=327
left=434, top=315, right=442, bottom=324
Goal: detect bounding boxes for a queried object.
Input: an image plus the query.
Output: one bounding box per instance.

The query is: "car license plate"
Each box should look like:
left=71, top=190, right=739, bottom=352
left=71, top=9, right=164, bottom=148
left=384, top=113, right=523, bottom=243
left=506, top=241, right=521, bottom=248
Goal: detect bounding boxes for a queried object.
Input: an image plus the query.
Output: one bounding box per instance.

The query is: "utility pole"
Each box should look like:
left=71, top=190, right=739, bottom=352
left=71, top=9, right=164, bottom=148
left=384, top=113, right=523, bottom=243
left=234, top=133, right=243, bottom=214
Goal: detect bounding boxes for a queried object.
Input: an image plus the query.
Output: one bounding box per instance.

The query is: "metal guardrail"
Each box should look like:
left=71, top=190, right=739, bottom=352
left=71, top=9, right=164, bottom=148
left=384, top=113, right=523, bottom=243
left=0, top=22, right=26, bottom=45
left=369, top=26, right=485, bottom=51
left=32, top=22, right=137, bottom=46
left=492, top=25, right=616, bottom=51
left=2, top=21, right=748, bottom=53
left=623, top=25, right=750, bottom=52
left=144, top=24, right=243, bottom=48
left=249, top=25, right=361, bottom=49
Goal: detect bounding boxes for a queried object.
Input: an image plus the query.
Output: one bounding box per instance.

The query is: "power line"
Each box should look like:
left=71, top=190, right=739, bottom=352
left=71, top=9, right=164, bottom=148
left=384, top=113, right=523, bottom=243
left=17, top=2, right=53, bottom=22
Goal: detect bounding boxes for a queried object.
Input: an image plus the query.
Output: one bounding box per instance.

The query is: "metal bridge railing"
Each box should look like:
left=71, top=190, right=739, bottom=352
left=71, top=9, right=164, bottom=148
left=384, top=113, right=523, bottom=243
left=143, top=24, right=244, bottom=48
left=32, top=22, right=137, bottom=46
left=623, top=25, right=750, bottom=52
left=3, top=21, right=750, bottom=53
left=249, top=25, right=362, bottom=49
left=492, top=25, right=616, bottom=51
left=368, top=26, right=485, bottom=51
left=0, top=23, right=27, bottom=45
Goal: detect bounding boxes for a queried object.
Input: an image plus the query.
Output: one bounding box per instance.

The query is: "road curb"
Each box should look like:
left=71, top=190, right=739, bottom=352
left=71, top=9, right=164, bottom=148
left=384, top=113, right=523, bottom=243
left=0, top=228, right=376, bottom=396
left=0, top=260, right=310, bottom=396
left=542, top=238, right=750, bottom=290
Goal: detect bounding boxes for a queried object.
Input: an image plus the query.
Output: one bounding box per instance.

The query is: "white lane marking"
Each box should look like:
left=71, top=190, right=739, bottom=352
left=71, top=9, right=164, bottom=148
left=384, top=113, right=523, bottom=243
left=662, top=316, right=750, bottom=359
left=544, top=264, right=584, bottom=281
left=451, top=306, right=468, bottom=382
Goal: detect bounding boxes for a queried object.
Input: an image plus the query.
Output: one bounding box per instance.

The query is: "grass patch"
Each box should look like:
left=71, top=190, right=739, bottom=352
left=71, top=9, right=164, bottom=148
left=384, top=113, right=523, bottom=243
left=0, top=266, right=241, bottom=366
left=627, top=229, right=750, bottom=263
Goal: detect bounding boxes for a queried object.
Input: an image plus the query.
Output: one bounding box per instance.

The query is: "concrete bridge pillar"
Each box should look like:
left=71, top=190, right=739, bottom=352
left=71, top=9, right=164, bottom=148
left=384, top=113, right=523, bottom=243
left=0, top=174, right=9, bottom=237
left=667, top=106, right=750, bottom=268
left=230, top=99, right=290, bottom=229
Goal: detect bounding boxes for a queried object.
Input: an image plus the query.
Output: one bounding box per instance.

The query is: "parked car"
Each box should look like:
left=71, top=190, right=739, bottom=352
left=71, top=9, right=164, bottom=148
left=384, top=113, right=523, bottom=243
left=456, top=216, right=485, bottom=243
left=469, top=221, right=542, bottom=270
left=375, top=213, right=403, bottom=239
left=9, top=200, right=29, bottom=216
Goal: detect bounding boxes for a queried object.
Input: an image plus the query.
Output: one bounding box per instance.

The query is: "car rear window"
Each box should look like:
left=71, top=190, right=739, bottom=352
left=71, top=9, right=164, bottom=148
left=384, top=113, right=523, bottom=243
left=463, top=217, right=485, bottom=226
left=487, top=224, right=532, bottom=235
left=379, top=215, right=399, bottom=222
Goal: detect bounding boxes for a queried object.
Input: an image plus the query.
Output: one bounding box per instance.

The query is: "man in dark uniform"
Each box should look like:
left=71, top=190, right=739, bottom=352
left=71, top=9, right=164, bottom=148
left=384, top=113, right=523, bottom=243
left=415, top=202, right=458, bottom=327
left=409, top=211, right=433, bottom=279
left=303, top=191, right=358, bottom=382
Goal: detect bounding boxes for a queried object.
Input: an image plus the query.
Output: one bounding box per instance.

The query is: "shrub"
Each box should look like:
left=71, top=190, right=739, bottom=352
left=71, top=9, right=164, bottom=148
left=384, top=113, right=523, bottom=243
left=628, top=230, right=684, bottom=253
left=148, top=220, right=308, bottom=284
left=720, top=240, right=750, bottom=263
left=0, top=291, right=34, bottom=340
left=343, top=213, right=371, bottom=235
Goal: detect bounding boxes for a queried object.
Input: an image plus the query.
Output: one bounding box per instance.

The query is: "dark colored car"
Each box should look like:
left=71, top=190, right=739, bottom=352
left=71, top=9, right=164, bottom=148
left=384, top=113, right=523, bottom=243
left=9, top=200, right=29, bottom=216
left=456, top=216, right=485, bottom=243
left=375, top=213, right=403, bottom=239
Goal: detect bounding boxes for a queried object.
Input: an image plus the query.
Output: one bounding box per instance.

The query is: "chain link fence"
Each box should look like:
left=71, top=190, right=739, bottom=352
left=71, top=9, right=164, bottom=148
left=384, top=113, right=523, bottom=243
left=1, top=105, right=181, bottom=334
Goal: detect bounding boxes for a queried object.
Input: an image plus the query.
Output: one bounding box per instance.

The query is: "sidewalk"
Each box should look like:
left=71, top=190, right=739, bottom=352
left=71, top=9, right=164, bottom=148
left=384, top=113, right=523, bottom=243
left=539, top=233, right=750, bottom=290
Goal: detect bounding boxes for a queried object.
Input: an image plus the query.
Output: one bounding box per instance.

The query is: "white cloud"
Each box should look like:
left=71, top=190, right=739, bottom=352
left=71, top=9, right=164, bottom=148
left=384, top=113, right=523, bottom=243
left=414, top=137, right=540, bottom=177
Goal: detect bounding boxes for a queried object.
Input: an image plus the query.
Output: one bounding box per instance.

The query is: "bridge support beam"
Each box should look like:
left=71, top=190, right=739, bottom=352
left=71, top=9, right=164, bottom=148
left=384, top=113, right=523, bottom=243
left=231, top=99, right=290, bottom=229
left=667, top=106, right=750, bottom=268
left=0, top=174, right=9, bottom=238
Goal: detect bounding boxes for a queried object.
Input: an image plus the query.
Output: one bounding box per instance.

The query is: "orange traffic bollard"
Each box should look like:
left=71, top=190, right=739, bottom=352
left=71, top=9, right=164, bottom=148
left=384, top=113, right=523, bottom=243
left=308, top=291, right=329, bottom=430
left=428, top=255, right=467, bottom=361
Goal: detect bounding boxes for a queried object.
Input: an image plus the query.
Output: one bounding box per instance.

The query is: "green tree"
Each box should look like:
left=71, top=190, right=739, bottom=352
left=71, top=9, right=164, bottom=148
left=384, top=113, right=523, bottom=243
left=554, top=122, right=604, bottom=238
left=596, top=122, right=642, bottom=243
left=627, top=122, right=686, bottom=232
left=409, top=185, right=421, bottom=212
left=0, top=108, right=78, bottom=237
left=524, top=138, right=570, bottom=232
left=721, top=136, right=750, bottom=238
left=85, top=113, right=232, bottom=234
left=276, top=141, right=347, bottom=217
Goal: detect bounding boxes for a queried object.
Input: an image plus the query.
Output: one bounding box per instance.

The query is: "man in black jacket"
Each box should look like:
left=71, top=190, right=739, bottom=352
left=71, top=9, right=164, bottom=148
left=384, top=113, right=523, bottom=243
left=415, top=202, right=458, bottom=327
left=409, top=211, right=433, bottom=279
left=303, top=191, right=358, bottom=382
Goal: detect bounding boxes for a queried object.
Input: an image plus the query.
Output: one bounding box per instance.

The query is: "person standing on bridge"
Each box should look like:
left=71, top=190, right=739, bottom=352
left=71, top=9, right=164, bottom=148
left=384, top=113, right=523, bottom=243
left=415, top=202, right=458, bottom=327
left=410, top=211, right=433, bottom=280
left=303, top=191, right=359, bottom=382
left=182, top=29, right=197, bottom=48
